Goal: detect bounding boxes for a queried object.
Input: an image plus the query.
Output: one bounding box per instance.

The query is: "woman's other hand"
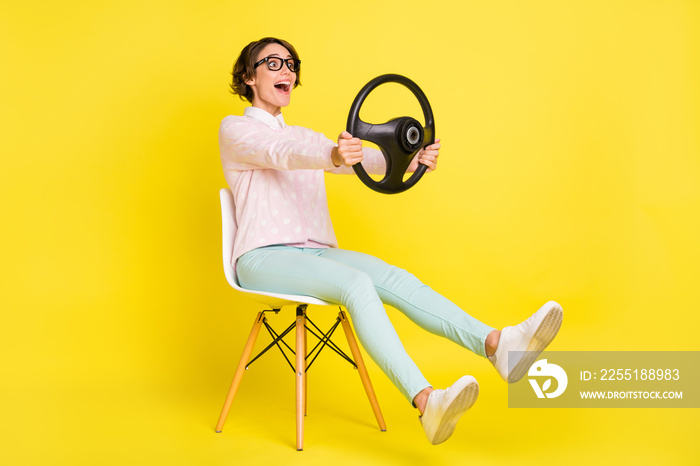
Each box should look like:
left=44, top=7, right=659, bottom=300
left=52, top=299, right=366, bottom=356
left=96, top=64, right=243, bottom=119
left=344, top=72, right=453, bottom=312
left=331, top=131, right=364, bottom=167
left=408, top=138, right=441, bottom=173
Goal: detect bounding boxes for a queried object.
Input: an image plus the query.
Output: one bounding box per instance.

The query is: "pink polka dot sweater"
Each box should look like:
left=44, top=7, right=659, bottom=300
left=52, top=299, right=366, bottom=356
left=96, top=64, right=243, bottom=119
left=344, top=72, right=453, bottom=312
left=219, top=107, right=386, bottom=267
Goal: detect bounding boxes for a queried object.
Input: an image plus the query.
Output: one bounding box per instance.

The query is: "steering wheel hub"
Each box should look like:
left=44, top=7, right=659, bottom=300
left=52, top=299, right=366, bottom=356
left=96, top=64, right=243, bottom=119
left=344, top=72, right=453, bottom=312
left=398, top=117, right=424, bottom=153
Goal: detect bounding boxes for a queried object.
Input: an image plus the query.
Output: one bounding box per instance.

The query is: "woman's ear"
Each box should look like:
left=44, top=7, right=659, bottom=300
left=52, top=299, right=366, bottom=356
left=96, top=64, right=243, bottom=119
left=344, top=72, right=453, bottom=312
left=244, top=73, right=255, bottom=86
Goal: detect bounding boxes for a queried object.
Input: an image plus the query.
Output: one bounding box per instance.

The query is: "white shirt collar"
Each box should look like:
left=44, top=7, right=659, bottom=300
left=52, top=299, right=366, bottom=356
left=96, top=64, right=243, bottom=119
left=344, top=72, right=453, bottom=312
left=244, top=106, right=287, bottom=129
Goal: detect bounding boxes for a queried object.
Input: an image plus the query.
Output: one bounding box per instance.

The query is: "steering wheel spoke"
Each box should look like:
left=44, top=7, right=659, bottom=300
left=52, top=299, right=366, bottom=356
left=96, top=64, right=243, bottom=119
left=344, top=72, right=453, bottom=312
left=349, top=118, right=373, bottom=141
left=359, top=120, right=399, bottom=152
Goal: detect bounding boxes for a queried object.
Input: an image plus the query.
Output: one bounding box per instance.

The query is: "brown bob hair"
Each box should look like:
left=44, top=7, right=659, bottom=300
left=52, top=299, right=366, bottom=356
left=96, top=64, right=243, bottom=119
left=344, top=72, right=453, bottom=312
left=230, top=37, right=302, bottom=103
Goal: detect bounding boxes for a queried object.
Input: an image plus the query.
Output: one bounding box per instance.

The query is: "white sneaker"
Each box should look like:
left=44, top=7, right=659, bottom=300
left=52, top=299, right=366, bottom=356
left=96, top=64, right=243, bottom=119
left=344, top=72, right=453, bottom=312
left=488, top=301, right=563, bottom=383
left=419, top=375, right=479, bottom=445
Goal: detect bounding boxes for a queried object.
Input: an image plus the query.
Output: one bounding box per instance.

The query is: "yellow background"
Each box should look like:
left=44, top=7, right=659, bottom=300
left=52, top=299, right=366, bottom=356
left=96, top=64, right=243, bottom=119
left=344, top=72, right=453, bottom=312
left=2, top=0, right=698, bottom=464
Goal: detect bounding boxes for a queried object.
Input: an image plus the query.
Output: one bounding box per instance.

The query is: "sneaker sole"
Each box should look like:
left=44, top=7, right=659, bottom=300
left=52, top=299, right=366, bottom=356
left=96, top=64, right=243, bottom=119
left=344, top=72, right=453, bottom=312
left=431, top=378, right=479, bottom=445
left=508, top=303, right=563, bottom=383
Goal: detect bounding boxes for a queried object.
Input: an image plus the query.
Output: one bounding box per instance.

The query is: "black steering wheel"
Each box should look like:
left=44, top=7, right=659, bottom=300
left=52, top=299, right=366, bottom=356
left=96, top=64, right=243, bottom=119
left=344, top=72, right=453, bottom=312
left=346, top=74, right=435, bottom=194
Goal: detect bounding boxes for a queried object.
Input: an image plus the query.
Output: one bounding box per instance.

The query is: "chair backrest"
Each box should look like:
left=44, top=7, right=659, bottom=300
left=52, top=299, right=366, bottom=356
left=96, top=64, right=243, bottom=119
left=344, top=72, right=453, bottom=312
left=219, top=188, right=239, bottom=288
left=219, top=188, right=332, bottom=307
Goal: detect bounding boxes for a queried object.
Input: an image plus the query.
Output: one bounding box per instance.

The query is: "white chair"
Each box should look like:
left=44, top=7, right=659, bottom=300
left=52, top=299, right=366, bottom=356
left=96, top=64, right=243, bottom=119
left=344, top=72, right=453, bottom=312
left=215, top=188, right=386, bottom=451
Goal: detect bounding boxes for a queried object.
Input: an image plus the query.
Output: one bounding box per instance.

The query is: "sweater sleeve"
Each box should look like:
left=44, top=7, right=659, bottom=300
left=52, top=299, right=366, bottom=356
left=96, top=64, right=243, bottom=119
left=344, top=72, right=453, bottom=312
left=219, top=116, right=337, bottom=171
left=325, top=146, right=388, bottom=175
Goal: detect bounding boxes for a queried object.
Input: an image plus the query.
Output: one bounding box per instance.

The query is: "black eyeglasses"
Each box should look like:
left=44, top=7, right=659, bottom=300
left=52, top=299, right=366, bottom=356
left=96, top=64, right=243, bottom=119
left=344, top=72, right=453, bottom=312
left=254, top=56, right=301, bottom=72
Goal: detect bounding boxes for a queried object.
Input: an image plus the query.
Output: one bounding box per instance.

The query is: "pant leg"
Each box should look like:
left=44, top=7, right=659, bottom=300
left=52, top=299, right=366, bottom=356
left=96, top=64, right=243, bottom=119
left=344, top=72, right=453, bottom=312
left=236, top=245, right=432, bottom=404
left=319, top=248, right=495, bottom=358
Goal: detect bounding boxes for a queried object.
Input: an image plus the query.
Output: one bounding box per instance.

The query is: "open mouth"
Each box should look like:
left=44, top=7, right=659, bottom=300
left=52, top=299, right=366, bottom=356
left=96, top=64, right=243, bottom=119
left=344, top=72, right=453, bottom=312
left=274, top=80, right=291, bottom=93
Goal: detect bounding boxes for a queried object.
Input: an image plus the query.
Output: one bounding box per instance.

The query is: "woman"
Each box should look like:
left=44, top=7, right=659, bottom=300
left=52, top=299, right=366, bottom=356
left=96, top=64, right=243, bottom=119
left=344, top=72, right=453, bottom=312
left=219, top=37, right=563, bottom=445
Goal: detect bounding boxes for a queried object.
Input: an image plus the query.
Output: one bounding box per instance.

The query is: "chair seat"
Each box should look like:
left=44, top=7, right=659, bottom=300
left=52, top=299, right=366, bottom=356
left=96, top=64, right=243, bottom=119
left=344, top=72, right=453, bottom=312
left=233, top=283, right=334, bottom=309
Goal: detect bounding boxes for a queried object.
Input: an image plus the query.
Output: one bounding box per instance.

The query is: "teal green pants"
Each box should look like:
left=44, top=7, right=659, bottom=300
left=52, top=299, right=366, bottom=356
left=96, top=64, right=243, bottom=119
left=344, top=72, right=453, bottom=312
left=237, top=245, right=495, bottom=405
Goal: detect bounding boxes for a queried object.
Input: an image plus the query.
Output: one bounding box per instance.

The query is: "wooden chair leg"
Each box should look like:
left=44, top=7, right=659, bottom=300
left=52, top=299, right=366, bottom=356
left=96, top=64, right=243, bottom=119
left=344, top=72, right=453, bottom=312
left=216, top=312, right=265, bottom=433
left=295, top=307, right=307, bottom=451
left=338, top=310, right=387, bottom=432
left=303, top=319, right=308, bottom=417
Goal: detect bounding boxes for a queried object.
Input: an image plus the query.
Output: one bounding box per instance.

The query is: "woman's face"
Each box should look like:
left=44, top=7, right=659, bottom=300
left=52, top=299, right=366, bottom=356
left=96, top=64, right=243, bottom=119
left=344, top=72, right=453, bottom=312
left=246, top=43, right=297, bottom=116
